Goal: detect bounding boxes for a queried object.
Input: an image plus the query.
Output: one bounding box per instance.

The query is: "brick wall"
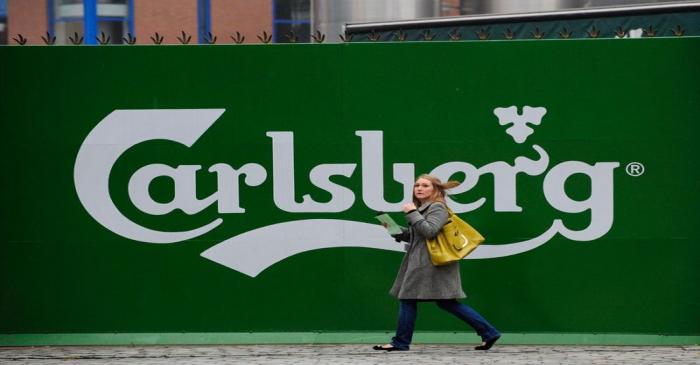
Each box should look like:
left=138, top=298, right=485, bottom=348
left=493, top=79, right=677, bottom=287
left=134, top=0, right=197, bottom=45
left=6, top=0, right=284, bottom=45
left=211, top=0, right=272, bottom=44
left=7, top=0, right=47, bottom=45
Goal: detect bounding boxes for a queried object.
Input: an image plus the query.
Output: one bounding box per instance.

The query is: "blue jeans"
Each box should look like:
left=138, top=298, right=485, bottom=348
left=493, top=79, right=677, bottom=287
left=390, top=299, right=500, bottom=350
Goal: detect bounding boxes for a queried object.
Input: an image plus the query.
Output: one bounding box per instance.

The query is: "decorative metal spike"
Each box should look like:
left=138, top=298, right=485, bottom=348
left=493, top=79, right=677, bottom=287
left=122, top=32, right=136, bottom=44
left=339, top=33, right=353, bottom=42
left=177, top=31, right=191, bottom=44
left=643, top=25, right=656, bottom=37
left=41, top=32, right=56, bottom=45
left=503, top=28, right=515, bottom=40
left=531, top=27, right=545, bottom=39
left=393, top=29, right=406, bottom=42
left=558, top=27, right=572, bottom=39
left=150, top=32, right=164, bottom=44
left=284, top=31, right=298, bottom=43
left=12, top=34, right=28, bottom=45
left=614, top=26, right=626, bottom=38
left=97, top=31, right=111, bottom=45
left=311, top=29, right=325, bottom=43
left=368, top=30, right=382, bottom=41
left=69, top=32, right=83, bottom=45
left=671, top=25, right=684, bottom=36
left=421, top=29, right=434, bottom=41
left=587, top=26, right=600, bottom=38
left=448, top=28, right=462, bottom=41
left=204, top=32, right=217, bottom=44
left=257, top=31, right=272, bottom=44
left=231, top=31, right=245, bottom=44
left=475, top=28, right=489, bottom=40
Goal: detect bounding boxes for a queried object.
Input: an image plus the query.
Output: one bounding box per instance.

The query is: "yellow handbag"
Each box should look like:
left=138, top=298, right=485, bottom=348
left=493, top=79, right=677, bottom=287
left=426, top=209, right=485, bottom=266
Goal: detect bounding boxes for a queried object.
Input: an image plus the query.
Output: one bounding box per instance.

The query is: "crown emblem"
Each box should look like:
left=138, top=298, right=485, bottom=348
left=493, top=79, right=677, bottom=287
left=494, top=106, right=547, bottom=144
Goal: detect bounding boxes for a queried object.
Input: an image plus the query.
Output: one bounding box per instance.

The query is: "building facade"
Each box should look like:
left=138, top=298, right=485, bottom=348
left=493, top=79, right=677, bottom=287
left=4, top=0, right=462, bottom=45
left=6, top=0, right=287, bottom=45
left=4, top=0, right=684, bottom=45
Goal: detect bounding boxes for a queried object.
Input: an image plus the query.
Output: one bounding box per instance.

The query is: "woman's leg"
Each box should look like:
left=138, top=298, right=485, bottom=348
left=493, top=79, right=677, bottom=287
left=390, top=299, right=418, bottom=350
left=435, top=299, right=500, bottom=342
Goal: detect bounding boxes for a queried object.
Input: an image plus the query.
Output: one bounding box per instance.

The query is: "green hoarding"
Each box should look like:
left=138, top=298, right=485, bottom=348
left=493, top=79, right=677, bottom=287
left=0, top=37, right=699, bottom=344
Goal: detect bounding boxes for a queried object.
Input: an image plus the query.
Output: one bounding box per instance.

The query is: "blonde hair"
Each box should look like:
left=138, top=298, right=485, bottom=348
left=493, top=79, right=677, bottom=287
left=413, top=174, right=460, bottom=207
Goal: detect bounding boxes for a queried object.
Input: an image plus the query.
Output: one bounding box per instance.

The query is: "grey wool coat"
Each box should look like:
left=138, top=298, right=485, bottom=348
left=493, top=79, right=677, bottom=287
left=389, top=201, right=467, bottom=300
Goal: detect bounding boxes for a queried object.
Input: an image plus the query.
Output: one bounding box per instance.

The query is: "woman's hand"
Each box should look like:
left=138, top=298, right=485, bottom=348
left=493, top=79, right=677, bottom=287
left=402, top=203, right=417, bottom=213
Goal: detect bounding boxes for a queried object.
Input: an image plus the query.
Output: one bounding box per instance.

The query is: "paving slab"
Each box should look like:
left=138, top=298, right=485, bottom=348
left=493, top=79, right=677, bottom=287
left=1, top=345, right=699, bottom=365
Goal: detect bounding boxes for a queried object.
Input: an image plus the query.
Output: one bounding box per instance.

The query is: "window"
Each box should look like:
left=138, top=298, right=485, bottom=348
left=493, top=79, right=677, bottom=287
left=0, top=0, right=6, bottom=44
left=50, top=0, right=132, bottom=45
left=273, top=0, right=310, bottom=43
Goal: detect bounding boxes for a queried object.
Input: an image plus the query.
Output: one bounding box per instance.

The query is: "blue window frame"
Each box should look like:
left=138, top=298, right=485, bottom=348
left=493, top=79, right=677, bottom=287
left=0, top=0, right=6, bottom=45
left=197, top=0, right=211, bottom=44
left=0, top=0, right=7, bottom=19
left=83, top=0, right=97, bottom=43
left=48, top=0, right=133, bottom=45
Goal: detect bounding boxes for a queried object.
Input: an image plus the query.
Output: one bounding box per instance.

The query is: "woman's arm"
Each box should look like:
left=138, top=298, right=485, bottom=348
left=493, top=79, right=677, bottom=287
left=391, top=227, right=410, bottom=242
left=405, top=203, right=448, bottom=239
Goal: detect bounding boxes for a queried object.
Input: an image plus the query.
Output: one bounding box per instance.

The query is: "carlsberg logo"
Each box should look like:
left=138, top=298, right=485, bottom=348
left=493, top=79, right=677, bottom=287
left=74, top=107, right=619, bottom=277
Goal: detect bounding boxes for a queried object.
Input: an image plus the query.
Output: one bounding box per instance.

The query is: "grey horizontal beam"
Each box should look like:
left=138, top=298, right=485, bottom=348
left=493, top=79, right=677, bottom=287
left=345, top=1, right=700, bottom=33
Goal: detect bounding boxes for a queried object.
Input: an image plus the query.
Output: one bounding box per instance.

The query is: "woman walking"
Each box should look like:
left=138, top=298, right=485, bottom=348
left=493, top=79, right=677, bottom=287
left=373, top=174, right=501, bottom=352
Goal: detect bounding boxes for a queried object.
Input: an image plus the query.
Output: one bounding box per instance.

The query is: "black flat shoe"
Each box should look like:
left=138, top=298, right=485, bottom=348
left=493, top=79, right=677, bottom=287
left=474, top=335, right=500, bottom=350
left=373, top=344, right=404, bottom=352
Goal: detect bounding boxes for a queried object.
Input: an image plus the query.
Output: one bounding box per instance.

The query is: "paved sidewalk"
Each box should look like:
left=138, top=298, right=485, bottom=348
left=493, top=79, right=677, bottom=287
left=1, top=345, right=699, bottom=364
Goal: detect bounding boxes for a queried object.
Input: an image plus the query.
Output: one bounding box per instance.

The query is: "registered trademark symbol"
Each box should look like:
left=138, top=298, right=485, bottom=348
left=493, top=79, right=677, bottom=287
left=626, top=162, right=645, bottom=176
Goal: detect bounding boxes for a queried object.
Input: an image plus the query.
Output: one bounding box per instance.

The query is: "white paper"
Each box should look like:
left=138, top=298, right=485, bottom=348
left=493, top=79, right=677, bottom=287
left=374, top=213, right=403, bottom=235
